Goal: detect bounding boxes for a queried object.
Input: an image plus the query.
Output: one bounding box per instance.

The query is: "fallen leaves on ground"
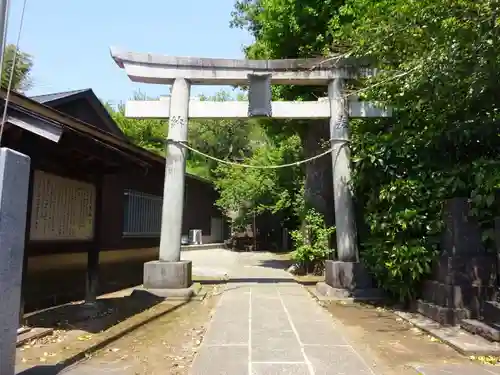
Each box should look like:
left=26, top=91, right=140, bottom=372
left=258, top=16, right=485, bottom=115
left=20, top=330, right=67, bottom=351
left=469, top=355, right=500, bottom=365
left=427, top=335, right=442, bottom=343
left=77, top=334, right=93, bottom=341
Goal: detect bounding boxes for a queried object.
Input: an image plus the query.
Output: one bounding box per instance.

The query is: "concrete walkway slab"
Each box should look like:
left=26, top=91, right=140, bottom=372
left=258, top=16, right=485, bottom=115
left=190, top=283, right=376, bottom=375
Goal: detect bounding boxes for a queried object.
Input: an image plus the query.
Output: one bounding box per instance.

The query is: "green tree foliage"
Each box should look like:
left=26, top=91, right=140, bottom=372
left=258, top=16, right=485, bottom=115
left=214, top=133, right=303, bottom=227
left=230, top=0, right=344, bottom=223
left=333, top=0, right=500, bottom=301
left=2, top=44, right=33, bottom=92
left=188, top=91, right=264, bottom=179
left=104, top=92, right=166, bottom=155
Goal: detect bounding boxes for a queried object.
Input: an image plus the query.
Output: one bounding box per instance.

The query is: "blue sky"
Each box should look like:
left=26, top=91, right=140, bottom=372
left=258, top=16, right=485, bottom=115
left=6, top=0, right=253, bottom=105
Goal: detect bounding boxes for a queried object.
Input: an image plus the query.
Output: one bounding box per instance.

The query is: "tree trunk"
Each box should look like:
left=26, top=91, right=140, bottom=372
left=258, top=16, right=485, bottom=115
left=302, top=120, right=334, bottom=227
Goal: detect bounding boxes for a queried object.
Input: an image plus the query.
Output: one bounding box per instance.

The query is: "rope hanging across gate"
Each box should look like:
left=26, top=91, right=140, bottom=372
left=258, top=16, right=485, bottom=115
left=165, top=138, right=349, bottom=170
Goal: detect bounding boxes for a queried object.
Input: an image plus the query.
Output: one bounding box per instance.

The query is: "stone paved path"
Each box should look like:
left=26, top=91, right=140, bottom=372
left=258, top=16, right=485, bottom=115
left=185, top=250, right=500, bottom=375
left=190, top=282, right=377, bottom=375
left=190, top=282, right=500, bottom=375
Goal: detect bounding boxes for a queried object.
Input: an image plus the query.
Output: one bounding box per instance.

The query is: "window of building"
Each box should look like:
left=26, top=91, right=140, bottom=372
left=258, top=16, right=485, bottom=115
left=122, top=189, right=163, bottom=237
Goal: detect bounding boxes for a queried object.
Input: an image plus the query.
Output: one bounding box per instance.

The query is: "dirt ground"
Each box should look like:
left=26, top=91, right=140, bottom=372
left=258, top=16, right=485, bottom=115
left=71, top=290, right=220, bottom=374
left=321, top=300, right=472, bottom=374
left=17, top=285, right=222, bottom=374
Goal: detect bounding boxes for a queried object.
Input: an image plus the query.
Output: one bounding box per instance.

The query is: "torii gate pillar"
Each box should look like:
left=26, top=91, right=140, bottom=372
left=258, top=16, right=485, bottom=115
left=158, top=78, right=190, bottom=262
left=323, top=79, right=378, bottom=298
left=329, top=78, right=357, bottom=262
left=143, top=78, right=196, bottom=297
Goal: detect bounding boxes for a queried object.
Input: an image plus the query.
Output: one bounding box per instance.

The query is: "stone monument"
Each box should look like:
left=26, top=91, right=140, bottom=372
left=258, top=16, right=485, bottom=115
left=0, top=148, right=30, bottom=375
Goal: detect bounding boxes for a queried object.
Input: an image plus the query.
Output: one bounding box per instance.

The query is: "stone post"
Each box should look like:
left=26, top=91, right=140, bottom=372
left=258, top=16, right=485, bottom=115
left=159, top=78, right=190, bottom=262
left=0, top=148, right=30, bottom=375
left=328, top=78, right=358, bottom=262
left=142, top=78, right=194, bottom=297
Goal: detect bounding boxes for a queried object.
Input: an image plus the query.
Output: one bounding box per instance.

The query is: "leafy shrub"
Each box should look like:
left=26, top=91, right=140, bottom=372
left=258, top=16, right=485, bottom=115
left=363, top=239, right=437, bottom=303
left=290, top=209, right=335, bottom=274
left=354, top=169, right=442, bottom=303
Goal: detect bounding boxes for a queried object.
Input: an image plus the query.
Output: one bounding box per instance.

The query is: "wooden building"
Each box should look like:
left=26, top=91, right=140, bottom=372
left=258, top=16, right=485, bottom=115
left=1, top=88, right=225, bottom=312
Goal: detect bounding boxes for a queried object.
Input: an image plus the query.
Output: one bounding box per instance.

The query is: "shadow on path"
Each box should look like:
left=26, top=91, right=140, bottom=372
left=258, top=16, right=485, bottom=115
left=25, top=292, right=165, bottom=334
left=256, top=258, right=293, bottom=271
left=196, top=277, right=318, bottom=286
left=17, top=365, right=63, bottom=375
left=17, top=299, right=189, bottom=375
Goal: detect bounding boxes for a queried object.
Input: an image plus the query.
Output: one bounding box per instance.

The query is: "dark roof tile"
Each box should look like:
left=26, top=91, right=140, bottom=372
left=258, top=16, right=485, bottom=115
left=30, top=89, right=91, bottom=104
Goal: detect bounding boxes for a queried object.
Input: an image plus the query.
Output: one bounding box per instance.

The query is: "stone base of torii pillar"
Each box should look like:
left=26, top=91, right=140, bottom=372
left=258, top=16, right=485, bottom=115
left=140, top=260, right=200, bottom=300
left=316, top=261, right=384, bottom=301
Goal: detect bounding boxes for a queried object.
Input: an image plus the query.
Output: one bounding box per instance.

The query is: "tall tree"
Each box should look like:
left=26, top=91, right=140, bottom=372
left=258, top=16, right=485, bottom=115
left=231, top=0, right=345, bottom=225
left=2, top=44, right=33, bottom=92
left=329, top=0, right=500, bottom=300
left=214, top=131, right=303, bottom=230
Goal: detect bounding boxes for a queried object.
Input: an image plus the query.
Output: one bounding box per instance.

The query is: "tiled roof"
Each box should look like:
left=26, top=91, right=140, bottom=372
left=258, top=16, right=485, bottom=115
left=30, top=89, right=91, bottom=104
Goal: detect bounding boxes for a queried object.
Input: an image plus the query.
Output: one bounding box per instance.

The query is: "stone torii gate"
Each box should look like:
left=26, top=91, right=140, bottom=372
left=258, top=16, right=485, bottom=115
left=110, top=47, right=391, bottom=297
